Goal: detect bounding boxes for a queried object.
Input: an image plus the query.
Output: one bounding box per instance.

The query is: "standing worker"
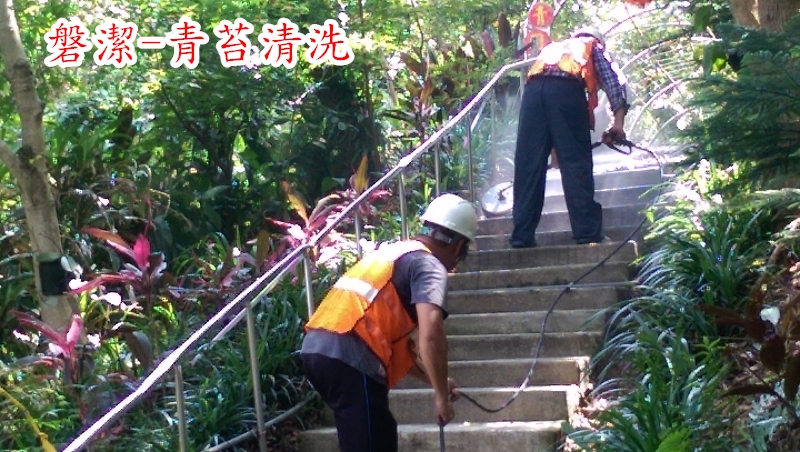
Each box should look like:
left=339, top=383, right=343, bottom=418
left=301, top=193, right=479, bottom=452
left=510, top=26, right=629, bottom=248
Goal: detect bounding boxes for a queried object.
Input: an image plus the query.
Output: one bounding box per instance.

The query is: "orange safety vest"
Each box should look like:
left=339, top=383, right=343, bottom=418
left=527, top=36, right=601, bottom=130
left=305, top=240, right=433, bottom=388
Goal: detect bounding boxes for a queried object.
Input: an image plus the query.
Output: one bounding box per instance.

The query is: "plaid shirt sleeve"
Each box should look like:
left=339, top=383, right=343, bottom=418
left=592, top=44, right=628, bottom=114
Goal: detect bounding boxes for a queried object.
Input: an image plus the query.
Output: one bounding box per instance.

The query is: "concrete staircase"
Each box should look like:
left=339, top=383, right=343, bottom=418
left=299, top=166, right=663, bottom=452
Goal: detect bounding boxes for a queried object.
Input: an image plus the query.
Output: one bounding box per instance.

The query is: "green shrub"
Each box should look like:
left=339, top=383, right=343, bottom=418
left=567, top=331, right=742, bottom=452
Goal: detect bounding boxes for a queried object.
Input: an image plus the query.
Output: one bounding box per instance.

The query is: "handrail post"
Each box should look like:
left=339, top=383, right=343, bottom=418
left=354, top=210, right=363, bottom=259
left=398, top=172, right=408, bottom=240
left=245, top=300, right=269, bottom=452
left=174, top=365, right=189, bottom=452
left=490, top=89, right=497, bottom=164
left=434, top=142, right=441, bottom=197
left=303, top=250, right=315, bottom=317
left=466, top=112, right=475, bottom=203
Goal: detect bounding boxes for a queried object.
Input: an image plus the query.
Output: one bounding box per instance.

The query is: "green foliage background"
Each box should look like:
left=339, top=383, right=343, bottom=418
left=3, top=0, right=800, bottom=450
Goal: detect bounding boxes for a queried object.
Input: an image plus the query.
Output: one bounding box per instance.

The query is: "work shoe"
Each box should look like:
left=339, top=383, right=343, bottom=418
left=510, top=240, right=537, bottom=249
left=576, top=235, right=610, bottom=245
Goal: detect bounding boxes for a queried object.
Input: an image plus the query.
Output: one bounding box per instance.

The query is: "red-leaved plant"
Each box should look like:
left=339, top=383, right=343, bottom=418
left=71, top=227, right=167, bottom=316
left=69, top=227, right=159, bottom=376
left=266, top=155, right=390, bottom=266
left=11, top=311, right=83, bottom=369
left=10, top=309, right=138, bottom=430
left=9, top=310, right=90, bottom=401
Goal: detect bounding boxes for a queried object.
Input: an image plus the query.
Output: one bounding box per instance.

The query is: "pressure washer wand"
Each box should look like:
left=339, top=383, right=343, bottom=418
left=496, top=183, right=512, bottom=200
left=593, top=137, right=662, bottom=165
left=498, top=137, right=649, bottom=202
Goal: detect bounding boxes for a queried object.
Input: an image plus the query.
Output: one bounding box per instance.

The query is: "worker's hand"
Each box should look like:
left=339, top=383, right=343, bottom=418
left=602, top=125, right=626, bottom=145
left=435, top=393, right=455, bottom=426
left=447, top=377, right=461, bottom=402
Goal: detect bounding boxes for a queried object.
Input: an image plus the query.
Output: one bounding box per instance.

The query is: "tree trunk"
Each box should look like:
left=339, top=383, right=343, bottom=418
left=0, top=0, right=79, bottom=332
left=729, top=0, right=800, bottom=30
left=729, top=0, right=760, bottom=27
left=757, top=0, right=800, bottom=31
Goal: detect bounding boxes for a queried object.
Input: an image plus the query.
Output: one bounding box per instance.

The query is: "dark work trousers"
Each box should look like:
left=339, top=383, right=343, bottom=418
left=511, top=76, right=603, bottom=246
left=302, top=353, right=398, bottom=452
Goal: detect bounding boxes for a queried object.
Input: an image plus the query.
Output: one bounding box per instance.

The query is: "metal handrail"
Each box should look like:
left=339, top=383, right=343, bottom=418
left=62, top=243, right=312, bottom=452
left=62, top=56, right=534, bottom=452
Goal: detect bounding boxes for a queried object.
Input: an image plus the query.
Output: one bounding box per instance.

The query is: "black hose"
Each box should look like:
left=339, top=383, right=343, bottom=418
left=458, top=142, right=663, bottom=413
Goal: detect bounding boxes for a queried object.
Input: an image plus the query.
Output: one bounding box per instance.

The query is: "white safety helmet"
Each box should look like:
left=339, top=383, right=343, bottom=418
left=572, top=26, right=605, bottom=47
left=419, top=193, right=479, bottom=242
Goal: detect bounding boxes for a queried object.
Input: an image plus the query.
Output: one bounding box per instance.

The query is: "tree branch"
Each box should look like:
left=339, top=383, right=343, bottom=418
left=0, top=0, right=78, bottom=333
left=159, top=82, right=218, bottom=155
left=0, top=0, right=47, bottom=159
left=0, top=0, right=25, bottom=69
left=0, top=137, right=20, bottom=174
left=552, top=0, right=571, bottom=20
left=607, top=3, right=671, bottom=35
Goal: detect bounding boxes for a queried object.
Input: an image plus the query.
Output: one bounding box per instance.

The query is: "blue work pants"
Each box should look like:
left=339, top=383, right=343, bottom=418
left=511, top=76, right=603, bottom=246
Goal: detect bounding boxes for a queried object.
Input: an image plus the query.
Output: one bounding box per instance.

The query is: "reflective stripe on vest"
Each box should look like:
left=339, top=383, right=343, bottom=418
left=305, top=240, right=433, bottom=388
left=333, top=276, right=380, bottom=303
left=527, top=36, right=600, bottom=130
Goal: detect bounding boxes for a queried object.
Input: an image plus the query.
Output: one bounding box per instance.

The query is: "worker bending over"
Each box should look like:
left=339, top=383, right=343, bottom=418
left=301, top=193, right=479, bottom=452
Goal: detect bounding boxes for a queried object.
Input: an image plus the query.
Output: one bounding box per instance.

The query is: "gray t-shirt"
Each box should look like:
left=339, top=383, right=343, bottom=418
left=301, top=248, right=449, bottom=384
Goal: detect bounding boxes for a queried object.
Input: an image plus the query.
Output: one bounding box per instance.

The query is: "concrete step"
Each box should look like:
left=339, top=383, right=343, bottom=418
left=475, top=225, right=646, bottom=251
left=396, top=357, right=587, bottom=389
left=449, top=332, right=602, bottom=361
left=299, top=421, right=562, bottom=452
left=447, top=285, right=629, bottom=315
left=541, top=167, right=663, bottom=196
left=459, top=241, right=638, bottom=272
left=480, top=182, right=658, bottom=217
left=445, top=310, right=604, bottom=335
left=296, top=168, right=653, bottom=452
left=390, top=386, right=571, bottom=424
left=478, top=203, right=649, bottom=235
left=448, top=261, right=633, bottom=291
left=543, top=184, right=658, bottom=213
